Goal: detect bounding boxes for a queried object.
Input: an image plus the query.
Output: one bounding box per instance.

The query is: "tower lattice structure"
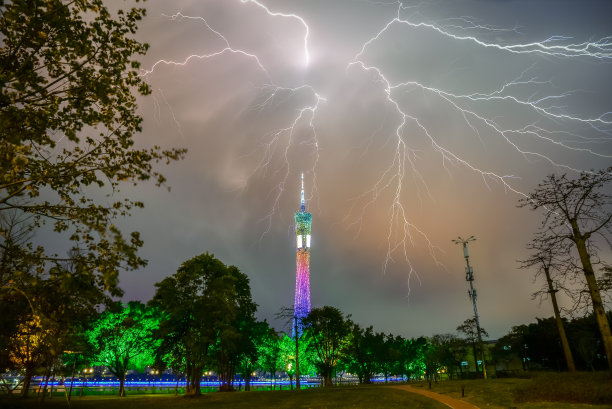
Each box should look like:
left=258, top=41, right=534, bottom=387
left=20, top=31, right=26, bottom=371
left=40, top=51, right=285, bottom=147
left=293, top=173, right=311, bottom=336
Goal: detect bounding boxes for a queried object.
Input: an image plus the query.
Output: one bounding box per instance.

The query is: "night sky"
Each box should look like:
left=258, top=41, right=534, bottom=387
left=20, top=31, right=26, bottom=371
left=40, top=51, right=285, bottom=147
left=104, top=0, right=611, bottom=339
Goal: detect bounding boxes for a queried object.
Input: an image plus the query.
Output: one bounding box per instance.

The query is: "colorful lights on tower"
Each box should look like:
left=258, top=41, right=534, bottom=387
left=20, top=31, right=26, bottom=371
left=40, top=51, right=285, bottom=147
left=293, top=173, right=312, bottom=336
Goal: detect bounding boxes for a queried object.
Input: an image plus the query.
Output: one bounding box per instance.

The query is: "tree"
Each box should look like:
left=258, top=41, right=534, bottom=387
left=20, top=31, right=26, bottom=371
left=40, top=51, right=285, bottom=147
left=303, top=306, right=349, bottom=387
left=87, top=302, right=160, bottom=397
left=520, top=243, right=576, bottom=372
left=257, top=328, right=282, bottom=390
left=519, top=167, right=612, bottom=370
left=493, top=325, right=530, bottom=372
left=7, top=315, right=47, bottom=397
left=343, top=323, right=382, bottom=384
left=457, top=318, right=488, bottom=377
left=150, top=253, right=256, bottom=395
left=1, top=1, right=185, bottom=390
left=213, top=265, right=258, bottom=392
left=425, top=334, right=463, bottom=380
left=236, top=320, right=270, bottom=391
left=0, top=0, right=185, bottom=333
left=2, top=257, right=109, bottom=397
left=396, top=336, right=428, bottom=380
left=378, top=334, right=403, bottom=383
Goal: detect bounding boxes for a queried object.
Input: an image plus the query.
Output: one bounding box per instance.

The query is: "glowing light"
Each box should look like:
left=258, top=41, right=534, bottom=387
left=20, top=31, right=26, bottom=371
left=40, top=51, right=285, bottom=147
left=306, top=234, right=311, bottom=248
left=240, top=0, right=310, bottom=66
left=297, top=235, right=302, bottom=248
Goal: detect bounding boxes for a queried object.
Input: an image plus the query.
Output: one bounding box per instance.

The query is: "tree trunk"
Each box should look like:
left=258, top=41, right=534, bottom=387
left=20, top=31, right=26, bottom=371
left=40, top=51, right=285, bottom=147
left=471, top=343, right=480, bottom=377
left=323, top=371, right=333, bottom=387
left=245, top=374, right=251, bottom=392
left=41, top=365, right=51, bottom=400
left=188, top=369, right=202, bottom=396
left=574, top=234, right=612, bottom=371
left=543, top=266, right=576, bottom=371
left=21, top=364, right=34, bottom=398
left=118, top=374, right=126, bottom=397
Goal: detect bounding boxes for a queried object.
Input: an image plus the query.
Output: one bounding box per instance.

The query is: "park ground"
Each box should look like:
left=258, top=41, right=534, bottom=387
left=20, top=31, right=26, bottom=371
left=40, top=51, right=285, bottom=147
left=2, top=372, right=611, bottom=409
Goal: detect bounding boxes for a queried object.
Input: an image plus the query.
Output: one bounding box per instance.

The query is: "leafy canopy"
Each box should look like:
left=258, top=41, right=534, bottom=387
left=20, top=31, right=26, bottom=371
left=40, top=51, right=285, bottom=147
left=0, top=0, right=186, bottom=297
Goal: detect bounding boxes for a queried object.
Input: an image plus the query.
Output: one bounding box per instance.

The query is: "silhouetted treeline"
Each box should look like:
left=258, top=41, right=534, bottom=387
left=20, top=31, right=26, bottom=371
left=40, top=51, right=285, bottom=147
left=494, top=313, right=612, bottom=373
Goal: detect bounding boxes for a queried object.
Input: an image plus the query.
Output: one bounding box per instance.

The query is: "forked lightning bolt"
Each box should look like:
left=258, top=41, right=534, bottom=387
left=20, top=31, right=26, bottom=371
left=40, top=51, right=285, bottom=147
left=345, top=0, right=611, bottom=284
left=142, top=0, right=611, bottom=292
left=141, top=2, right=322, bottom=241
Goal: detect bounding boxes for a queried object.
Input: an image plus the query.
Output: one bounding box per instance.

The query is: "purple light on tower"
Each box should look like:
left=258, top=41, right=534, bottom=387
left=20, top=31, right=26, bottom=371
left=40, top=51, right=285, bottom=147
left=293, top=173, right=312, bottom=336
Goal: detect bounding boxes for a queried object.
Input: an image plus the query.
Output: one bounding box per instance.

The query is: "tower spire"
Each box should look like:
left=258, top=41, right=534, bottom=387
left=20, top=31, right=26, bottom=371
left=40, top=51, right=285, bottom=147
left=300, top=172, right=305, bottom=212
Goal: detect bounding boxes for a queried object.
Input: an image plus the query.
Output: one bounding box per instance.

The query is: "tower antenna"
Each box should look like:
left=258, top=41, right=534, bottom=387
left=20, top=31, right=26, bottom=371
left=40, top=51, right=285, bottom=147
left=300, top=172, right=305, bottom=211
left=452, top=235, right=487, bottom=379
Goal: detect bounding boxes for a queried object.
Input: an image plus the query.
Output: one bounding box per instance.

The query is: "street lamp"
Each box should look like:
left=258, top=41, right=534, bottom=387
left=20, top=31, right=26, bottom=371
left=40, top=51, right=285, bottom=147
left=81, top=368, right=93, bottom=396
left=452, top=236, right=487, bottom=379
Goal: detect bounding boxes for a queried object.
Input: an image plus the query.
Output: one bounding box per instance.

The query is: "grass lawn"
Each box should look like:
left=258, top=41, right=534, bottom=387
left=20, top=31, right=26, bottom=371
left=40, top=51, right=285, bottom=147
left=3, top=373, right=610, bottom=409
left=0, top=386, right=448, bottom=409
left=412, top=372, right=612, bottom=409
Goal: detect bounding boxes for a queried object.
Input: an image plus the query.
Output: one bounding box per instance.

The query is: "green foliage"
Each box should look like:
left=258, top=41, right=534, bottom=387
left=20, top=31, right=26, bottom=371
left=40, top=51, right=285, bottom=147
left=0, top=0, right=185, bottom=293
left=400, top=337, right=428, bottom=379
left=256, top=327, right=282, bottom=386
left=303, top=306, right=350, bottom=387
left=150, top=253, right=257, bottom=394
left=342, top=323, right=383, bottom=384
left=494, top=313, right=612, bottom=372
left=0, top=0, right=184, bottom=382
left=87, top=301, right=160, bottom=396
left=424, top=334, right=464, bottom=380
left=377, top=334, right=403, bottom=381
left=235, top=320, right=270, bottom=390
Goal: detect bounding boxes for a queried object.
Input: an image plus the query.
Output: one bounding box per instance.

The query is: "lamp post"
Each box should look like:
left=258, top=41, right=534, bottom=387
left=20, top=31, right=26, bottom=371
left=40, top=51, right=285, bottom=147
left=294, top=315, right=301, bottom=390
left=81, top=368, right=93, bottom=396
left=453, top=236, right=487, bottom=379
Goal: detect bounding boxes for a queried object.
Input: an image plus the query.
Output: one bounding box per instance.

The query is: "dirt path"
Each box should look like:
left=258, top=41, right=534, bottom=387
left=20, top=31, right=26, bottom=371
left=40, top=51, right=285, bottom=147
left=391, top=385, right=480, bottom=409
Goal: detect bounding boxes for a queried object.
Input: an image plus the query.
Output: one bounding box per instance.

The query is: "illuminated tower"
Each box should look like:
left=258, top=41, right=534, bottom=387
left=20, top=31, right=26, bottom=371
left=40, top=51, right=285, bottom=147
left=293, top=173, right=312, bottom=336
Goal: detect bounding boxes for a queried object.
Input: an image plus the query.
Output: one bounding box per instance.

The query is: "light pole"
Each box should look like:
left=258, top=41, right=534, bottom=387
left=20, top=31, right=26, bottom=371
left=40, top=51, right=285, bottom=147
left=81, top=368, right=93, bottom=396
left=453, top=236, right=487, bottom=379
left=294, top=315, right=301, bottom=390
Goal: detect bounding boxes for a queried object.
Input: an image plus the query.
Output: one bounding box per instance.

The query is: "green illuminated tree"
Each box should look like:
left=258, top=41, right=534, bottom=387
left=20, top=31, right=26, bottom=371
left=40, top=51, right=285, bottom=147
left=235, top=320, right=269, bottom=391
left=396, top=336, right=428, bottom=380
left=303, top=306, right=350, bottom=387
left=150, top=253, right=256, bottom=395
left=520, top=168, right=612, bottom=371
left=87, top=302, right=161, bottom=397
left=257, top=328, right=282, bottom=390
left=343, top=323, right=383, bottom=384
left=378, top=334, right=403, bottom=383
